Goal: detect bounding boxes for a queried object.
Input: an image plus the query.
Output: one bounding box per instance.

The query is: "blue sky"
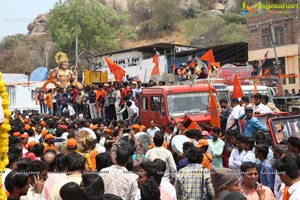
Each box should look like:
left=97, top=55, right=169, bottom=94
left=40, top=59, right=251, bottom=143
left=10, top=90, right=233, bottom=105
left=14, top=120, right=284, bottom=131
left=0, top=0, right=58, bottom=40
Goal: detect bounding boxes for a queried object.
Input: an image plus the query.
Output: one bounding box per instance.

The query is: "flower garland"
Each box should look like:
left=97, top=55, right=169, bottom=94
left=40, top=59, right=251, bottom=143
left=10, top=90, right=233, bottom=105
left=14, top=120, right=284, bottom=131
left=0, top=72, right=11, bottom=200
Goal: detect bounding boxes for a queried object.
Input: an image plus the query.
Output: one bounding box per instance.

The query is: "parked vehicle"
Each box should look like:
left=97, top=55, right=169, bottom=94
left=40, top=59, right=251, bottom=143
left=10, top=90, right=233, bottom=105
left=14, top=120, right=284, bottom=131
left=267, top=114, right=299, bottom=145
left=139, top=84, right=219, bottom=128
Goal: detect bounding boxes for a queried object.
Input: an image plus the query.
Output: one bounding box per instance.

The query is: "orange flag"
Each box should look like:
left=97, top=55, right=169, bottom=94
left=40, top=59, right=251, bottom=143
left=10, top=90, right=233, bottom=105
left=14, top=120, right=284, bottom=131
left=264, top=68, right=270, bottom=75
left=182, top=115, right=201, bottom=130
left=104, top=56, right=125, bottom=82
left=252, top=82, right=257, bottom=108
left=200, top=49, right=215, bottom=71
left=209, top=84, right=220, bottom=128
left=189, top=60, right=195, bottom=68
left=172, top=64, right=176, bottom=74
left=136, top=74, right=140, bottom=82
left=151, top=52, right=160, bottom=76
left=232, top=73, right=244, bottom=98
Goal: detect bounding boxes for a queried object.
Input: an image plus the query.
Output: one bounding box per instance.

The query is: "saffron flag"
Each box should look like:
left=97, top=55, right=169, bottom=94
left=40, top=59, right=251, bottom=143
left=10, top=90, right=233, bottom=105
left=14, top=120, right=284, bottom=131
left=182, top=115, right=201, bottom=130
left=232, top=73, right=244, bottom=98
left=172, top=64, right=176, bottom=74
left=252, top=82, right=257, bottom=108
left=264, top=68, right=270, bottom=75
left=151, top=52, right=160, bottom=76
left=189, top=60, right=195, bottom=68
left=136, top=74, right=140, bottom=82
left=209, top=84, right=220, bottom=128
left=104, top=56, right=125, bottom=82
left=200, top=49, right=215, bottom=71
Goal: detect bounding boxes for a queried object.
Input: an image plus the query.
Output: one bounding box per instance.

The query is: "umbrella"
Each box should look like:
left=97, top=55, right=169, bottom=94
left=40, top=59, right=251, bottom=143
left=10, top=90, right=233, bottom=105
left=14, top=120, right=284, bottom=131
left=29, top=67, right=48, bottom=81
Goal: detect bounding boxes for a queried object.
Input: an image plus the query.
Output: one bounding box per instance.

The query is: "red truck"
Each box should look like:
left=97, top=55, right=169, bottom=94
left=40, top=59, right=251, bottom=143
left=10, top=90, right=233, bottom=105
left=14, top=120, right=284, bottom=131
left=139, top=84, right=219, bottom=128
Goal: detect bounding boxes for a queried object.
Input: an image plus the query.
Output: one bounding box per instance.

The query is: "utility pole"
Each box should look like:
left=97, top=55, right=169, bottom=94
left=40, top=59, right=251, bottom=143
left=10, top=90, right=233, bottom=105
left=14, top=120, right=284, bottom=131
left=45, top=42, right=50, bottom=71
left=75, top=36, right=78, bottom=69
left=270, top=22, right=284, bottom=97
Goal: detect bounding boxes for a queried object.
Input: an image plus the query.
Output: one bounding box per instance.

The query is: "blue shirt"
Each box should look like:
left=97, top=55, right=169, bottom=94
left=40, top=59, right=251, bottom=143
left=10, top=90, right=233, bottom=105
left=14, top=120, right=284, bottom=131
left=243, top=117, right=267, bottom=137
left=177, top=157, right=189, bottom=171
left=259, top=159, right=276, bottom=191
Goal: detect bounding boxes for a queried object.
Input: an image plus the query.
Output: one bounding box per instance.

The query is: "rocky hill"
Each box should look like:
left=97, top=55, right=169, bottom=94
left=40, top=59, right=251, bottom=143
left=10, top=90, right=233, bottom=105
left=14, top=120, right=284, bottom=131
left=0, top=0, right=244, bottom=73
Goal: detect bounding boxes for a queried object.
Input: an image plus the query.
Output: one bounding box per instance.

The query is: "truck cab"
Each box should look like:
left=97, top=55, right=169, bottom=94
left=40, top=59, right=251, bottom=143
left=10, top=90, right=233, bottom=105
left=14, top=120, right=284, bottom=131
left=267, top=114, right=298, bottom=145
left=139, top=84, right=219, bottom=128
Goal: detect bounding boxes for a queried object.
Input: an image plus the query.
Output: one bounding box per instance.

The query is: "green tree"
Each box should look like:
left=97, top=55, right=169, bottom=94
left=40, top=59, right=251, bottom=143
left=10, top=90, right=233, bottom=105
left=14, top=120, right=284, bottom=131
left=180, top=12, right=247, bottom=47
left=152, top=0, right=181, bottom=31
left=0, top=34, right=26, bottom=50
left=47, top=0, right=136, bottom=55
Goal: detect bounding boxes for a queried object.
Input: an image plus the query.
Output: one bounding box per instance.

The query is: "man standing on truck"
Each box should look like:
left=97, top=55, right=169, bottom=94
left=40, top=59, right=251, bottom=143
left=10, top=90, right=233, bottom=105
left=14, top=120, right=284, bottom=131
left=242, top=107, right=267, bottom=138
left=226, top=97, right=245, bottom=132
left=253, top=93, right=272, bottom=127
left=261, top=95, right=280, bottom=113
left=220, top=98, right=232, bottom=135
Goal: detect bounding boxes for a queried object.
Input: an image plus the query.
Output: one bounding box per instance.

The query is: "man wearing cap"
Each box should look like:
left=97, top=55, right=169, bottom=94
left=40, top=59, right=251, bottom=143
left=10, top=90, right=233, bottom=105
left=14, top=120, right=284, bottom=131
left=242, top=107, right=267, bottom=138
left=43, top=134, right=58, bottom=153
left=21, top=133, right=29, bottom=156
left=210, top=168, right=241, bottom=199
left=23, top=141, right=37, bottom=160
left=197, top=139, right=213, bottom=170
left=67, top=138, right=78, bottom=153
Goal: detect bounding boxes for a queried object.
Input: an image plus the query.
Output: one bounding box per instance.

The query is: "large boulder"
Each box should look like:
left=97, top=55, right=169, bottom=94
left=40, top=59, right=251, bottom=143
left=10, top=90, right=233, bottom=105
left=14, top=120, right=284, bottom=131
left=27, top=14, right=49, bottom=34
left=98, top=0, right=129, bottom=12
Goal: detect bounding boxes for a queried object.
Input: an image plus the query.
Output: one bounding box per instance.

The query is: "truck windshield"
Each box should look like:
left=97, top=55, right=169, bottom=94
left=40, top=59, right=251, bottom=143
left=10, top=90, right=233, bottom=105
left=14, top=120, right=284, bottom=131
left=167, top=92, right=210, bottom=116
left=229, top=90, right=273, bottom=104
left=244, top=90, right=273, bottom=103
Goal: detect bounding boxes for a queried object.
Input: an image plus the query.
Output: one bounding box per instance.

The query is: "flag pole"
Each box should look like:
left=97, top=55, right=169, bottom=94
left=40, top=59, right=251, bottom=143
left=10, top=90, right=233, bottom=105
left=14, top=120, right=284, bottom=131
left=270, top=23, right=284, bottom=97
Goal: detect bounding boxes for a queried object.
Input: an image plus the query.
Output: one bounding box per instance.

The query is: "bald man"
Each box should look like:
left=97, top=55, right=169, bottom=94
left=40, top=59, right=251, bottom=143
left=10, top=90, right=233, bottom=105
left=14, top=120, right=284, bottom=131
left=42, top=151, right=66, bottom=199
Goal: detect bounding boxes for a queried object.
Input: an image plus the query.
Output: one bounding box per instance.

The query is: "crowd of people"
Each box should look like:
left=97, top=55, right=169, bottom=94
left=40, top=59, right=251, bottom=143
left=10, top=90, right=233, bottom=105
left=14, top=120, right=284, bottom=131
left=2, top=77, right=300, bottom=200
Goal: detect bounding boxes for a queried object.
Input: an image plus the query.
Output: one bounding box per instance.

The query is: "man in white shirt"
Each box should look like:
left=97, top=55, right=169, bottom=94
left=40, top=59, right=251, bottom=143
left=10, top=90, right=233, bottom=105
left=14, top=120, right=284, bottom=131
left=253, top=93, right=272, bottom=127
left=228, top=134, right=246, bottom=171
left=274, top=153, right=300, bottom=200
left=145, top=132, right=177, bottom=183
left=146, top=120, right=160, bottom=138
left=100, top=145, right=138, bottom=200
left=226, top=97, right=245, bottom=132
left=126, top=100, right=139, bottom=125
left=240, top=137, right=256, bottom=164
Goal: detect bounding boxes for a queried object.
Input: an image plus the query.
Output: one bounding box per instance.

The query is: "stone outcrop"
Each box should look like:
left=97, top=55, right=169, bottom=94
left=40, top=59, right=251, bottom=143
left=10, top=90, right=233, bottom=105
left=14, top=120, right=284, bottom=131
left=26, top=0, right=242, bottom=37
left=27, top=13, right=49, bottom=34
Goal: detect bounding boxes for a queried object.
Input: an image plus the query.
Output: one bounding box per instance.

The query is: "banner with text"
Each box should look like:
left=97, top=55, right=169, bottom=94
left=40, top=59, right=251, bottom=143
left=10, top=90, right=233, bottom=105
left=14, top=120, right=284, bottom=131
left=218, top=64, right=253, bottom=81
